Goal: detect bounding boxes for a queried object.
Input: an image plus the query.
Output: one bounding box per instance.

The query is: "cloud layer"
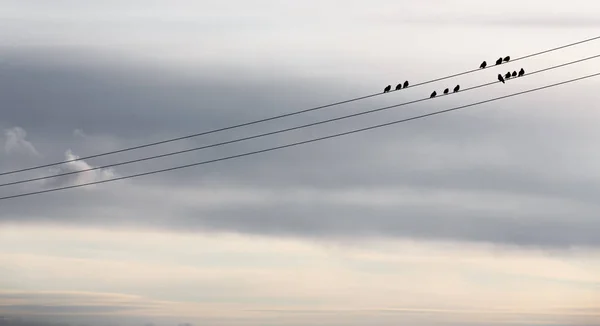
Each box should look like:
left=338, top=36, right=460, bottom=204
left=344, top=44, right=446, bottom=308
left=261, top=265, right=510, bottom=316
left=0, top=43, right=600, bottom=250
left=0, top=227, right=599, bottom=325
left=4, top=127, right=40, bottom=157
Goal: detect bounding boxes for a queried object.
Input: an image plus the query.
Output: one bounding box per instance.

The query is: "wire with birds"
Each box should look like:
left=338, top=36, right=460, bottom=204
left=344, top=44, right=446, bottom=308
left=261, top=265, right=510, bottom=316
left=1, top=70, right=599, bottom=202
left=2, top=35, right=599, bottom=179
left=1, top=54, right=599, bottom=191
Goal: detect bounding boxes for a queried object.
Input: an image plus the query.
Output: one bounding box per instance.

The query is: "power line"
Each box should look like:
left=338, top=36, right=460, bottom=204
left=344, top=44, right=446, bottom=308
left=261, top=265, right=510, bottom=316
left=1, top=35, right=599, bottom=178
left=1, top=71, right=598, bottom=202
left=2, top=54, right=598, bottom=189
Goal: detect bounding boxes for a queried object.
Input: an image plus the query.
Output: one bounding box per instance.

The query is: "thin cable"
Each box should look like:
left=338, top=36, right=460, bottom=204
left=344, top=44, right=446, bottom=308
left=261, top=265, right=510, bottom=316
left=1, top=35, right=599, bottom=177
left=1, top=71, right=598, bottom=202
left=2, top=54, right=598, bottom=188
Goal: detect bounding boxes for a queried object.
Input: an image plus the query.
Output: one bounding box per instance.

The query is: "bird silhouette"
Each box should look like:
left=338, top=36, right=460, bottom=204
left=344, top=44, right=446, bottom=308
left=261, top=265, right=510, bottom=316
left=384, top=85, right=391, bottom=93
left=395, top=84, right=402, bottom=90
left=495, top=57, right=503, bottom=65
left=443, top=88, right=449, bottom=95
left=512, top=71, right=517, bottom=77
left=505, top=72, right=512, bottom=79
left=518, top=68, right=525, bottom=77
left=503, top=56, right=510, bottom=62
left=430, top=91, right=437, bottom=98
left=453, top=85, right=460, bottom=93
left=403, top=80, right=409, bottom=88
left=480, top=61, right=487, bottom=69
left=498, top=74, right=505, bottom=84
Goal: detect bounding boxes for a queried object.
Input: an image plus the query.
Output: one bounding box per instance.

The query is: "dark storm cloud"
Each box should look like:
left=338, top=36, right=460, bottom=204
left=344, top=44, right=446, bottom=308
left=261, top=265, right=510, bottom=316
left=1, top=47, right=600, bottom=249
left=0, top=47, right=294, bottom=138
left=0, top=46, right=363, bottom=165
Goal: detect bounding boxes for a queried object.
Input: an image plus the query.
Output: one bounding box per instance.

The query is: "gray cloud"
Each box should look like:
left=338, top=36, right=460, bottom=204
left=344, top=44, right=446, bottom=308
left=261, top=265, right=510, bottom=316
left=1, top=41, right=600, bottom=250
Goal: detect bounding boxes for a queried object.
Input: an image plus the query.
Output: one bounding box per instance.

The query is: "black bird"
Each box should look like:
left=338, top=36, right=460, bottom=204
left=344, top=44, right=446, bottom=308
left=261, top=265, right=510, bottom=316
left=498, top=74, right=505, bottom=84
left=505, top=72, right=511, bottom=79
left=395, top=83, right=402, bottom=90
left=518, top=68, right=525, bottom=77
left=453, top=85, right=460, bottom=93
left=503, top=56, right=510, bottom=62
left=512, top=71, right=517, bottom=77
left=495, top=57, right=503, bottom=65
left=430, top=91, right=437, bottom=98
left=443, top=88, right=449, bottom=95
left=384, top=85, right=391, bottom=93
left=480, top=61, right=487, bottom=69
left=403, top=80, right=409, bottom=88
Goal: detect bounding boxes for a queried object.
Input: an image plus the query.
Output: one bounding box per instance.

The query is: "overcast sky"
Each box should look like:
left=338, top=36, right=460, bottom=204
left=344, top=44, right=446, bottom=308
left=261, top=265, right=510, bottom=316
left=1, top=1, right=600, bottom=325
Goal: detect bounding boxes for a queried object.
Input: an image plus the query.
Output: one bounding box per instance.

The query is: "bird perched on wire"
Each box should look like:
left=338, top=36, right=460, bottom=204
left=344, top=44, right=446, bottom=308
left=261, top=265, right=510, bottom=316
left=498, top=74, right=505, bottom=84
left=518, top=68, right=525, bottom=77
left=495, top=57, right=503, bottom=65
left=403, top=80, right=409, bottom=88
left=384, top=85, right=391, bottom=93
left=430, top=91, right=437, bottom=98
left=512, top=71, right=517, bottom=77
left=503, top=56, right=511, bottom=62
left=505, top=72, right=511, bottom=79
left=443, top=88, right=449, bottom=95
left=395, top=83, right=402, bottom=90
left=480, top=61, right=487, bottom=69
left=453, top=85, right=460, bottom=93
